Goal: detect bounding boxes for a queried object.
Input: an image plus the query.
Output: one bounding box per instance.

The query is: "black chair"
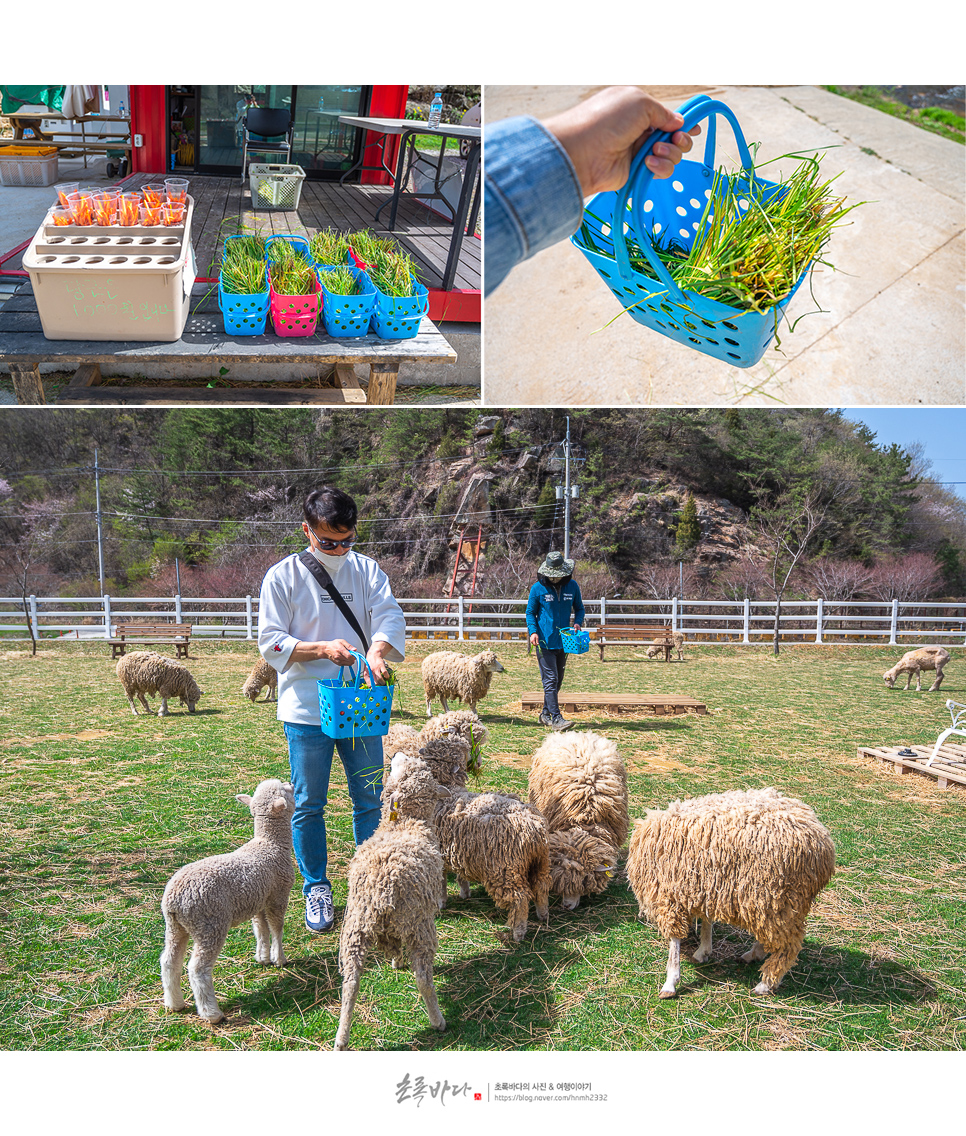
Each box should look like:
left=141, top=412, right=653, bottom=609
left=240, top=107, right=294, bottom=183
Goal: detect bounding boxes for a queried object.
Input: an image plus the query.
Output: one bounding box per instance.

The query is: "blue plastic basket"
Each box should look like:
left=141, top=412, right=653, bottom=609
left=370, top=276, right=429, bottom=340
left=318, top=651, right=395, bottom=739
left=265, top=233, right=314, bottom=264
left=572, top=96, right=811, bottom=368
left=218, top=235, right=270, bottom=335
left=317, top=264, right=377, bottom=337
left=558, top=627, right=590, bottom=655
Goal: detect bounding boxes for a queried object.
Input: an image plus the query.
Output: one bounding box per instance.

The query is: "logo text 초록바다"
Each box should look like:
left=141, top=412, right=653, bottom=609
left=396, top=1074, right=474, bottom=1107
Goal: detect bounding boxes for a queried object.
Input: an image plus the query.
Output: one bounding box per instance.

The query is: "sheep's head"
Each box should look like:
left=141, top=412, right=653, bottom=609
left=477, top=650, right=504, bottom=674
left=883, top=669, right=897, bottom=687
left=386, top=754, right=449, bottom=822
left=549, top=827, right=619, bottom=908
left=236, top=779, right=295, bottom=819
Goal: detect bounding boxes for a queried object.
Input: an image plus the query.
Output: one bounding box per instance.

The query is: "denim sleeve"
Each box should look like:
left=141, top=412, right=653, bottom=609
left=483, top=116, right=584, bottom=296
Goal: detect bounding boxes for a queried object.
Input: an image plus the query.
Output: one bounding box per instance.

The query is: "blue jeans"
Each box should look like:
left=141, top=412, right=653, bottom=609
left=283, top=722, right=384, bottom=895
left=537, top=647, right=567, bottom=718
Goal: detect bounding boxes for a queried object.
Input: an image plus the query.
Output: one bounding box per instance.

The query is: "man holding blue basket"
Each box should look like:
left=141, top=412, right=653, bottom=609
left=258, top=486, right=406, bottom=934
left=526, top=551, right=586, bottom=733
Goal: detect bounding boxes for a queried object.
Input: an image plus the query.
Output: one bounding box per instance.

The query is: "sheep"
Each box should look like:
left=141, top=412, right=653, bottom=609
left=434, top=785, right=551, bottom=942
left=242, top=656, right=278, bottom=702
left=160, top=779, right=295, bottom=1024
left=645, top=632, right=685, bottom=661
left=528, top=730, right=629, bottom=909
left=421, top=649, right=505, bottom=716
left=335, top=753, right=451, bottom=1050
left=528, top=730, right=629, bottom=848
left=116, top=650, right=202, bottom=716
left=626, top=787, right=835, bottom=999
left=883, top=647, right=951, bottom=692
left=547, top=825, right=620, bottom=910
left=421, top=709, right=490, bottom=775
left=382, top=725, right=471, bottom=788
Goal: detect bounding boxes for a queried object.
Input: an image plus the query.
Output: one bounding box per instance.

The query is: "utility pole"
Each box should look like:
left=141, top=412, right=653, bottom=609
left=563, top=416, right=572, bottom=561
left=94, top=448, right=105, bottom=596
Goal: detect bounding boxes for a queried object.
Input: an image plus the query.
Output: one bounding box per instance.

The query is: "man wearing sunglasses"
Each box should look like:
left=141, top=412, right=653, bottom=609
left=258, top=485, right=405, bottom=934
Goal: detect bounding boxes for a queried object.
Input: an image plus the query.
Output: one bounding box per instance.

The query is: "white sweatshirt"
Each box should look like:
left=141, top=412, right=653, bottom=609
left=257, top=550, right=406, bottom=726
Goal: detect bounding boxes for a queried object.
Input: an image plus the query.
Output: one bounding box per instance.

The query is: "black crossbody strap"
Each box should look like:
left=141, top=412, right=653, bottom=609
left=298, top=551, right=370, bottom=654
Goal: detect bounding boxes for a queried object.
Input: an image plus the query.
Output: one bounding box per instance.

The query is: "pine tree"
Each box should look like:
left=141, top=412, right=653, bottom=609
left=674, top=493, right=701, bottom=553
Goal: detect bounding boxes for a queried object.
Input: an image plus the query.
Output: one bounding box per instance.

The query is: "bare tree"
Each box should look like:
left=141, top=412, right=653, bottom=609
left=0, top=505, right=61, bottom=655
left=802, top=557, right=873, bottom=602
left=867, top=553, right=942, bottom=603
left=751, top=487, right=831, bottom=655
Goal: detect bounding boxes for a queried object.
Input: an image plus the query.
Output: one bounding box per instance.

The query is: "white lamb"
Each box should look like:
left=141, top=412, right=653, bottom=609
left=160, top=779, right=295, bottom=1024
left=116, top=650, right=203, bottom=716
left=528, top=730, right=628, bottom=909
left=626, top=787, right=835, bottom=998
left=242, top=656, right=278, bottom=702
left=883, top=647, right=950, bottom=692
left=335, top=753, right=451, bottom=1050
left=421, top=649, right=504, bottom=716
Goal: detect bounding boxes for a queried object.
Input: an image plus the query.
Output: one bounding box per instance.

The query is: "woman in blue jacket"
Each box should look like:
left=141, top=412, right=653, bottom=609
left=526, top=551, right=585, bottom=731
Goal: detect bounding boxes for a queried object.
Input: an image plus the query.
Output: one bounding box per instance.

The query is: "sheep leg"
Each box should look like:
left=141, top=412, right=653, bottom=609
left=439, top=696, right=450, bottom=713
left=693, top=917, right=713, bottom=964
left=752, top=922, right=805, bottom=995
left=457, top=875, right=472, bottom=900
left=741, top=940, right=767, bottom=963
left=930, top=667, right=945, bottom=692
left=905, top=671, right=915, bottom=690
left=252, top=913, right=272, bottom=964
left=334, top=960, right=365, bottom=1051
left=264, top=897, right=288, bottom=966
left=507, top=894, right=530, bottom=943
left=659, top=938, right=681, bottom=998
left=425, top=697, right=433, bottom=717
left=135, top=691, right=152, bottom=714
left=160, top=919, right=189, bottom=1012
left=157, top=696, right=170, bottom=717
left=533, top=869, right=550, bottom=927
left=413, top=951, right=446, bottom=1032
left=186, top=934, right=228, bottom=1023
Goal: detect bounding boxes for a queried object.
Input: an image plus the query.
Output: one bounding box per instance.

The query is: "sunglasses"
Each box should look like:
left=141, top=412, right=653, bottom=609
left=308, top=527, right=356, bottom=551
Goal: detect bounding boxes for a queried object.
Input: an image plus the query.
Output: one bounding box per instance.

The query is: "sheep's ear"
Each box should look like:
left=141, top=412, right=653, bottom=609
left=270, top=797, right=288, bottom=815
left=236, top=794, right=253, bottom=808
left=435, top=785, right=451, bottom=800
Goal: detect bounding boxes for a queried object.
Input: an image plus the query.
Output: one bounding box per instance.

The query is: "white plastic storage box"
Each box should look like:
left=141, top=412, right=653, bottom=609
left=0, top=150, right=59, bottom=186
left=22, top=196, right=197, bottom=342
left=249, top=163, right=305, bottom=211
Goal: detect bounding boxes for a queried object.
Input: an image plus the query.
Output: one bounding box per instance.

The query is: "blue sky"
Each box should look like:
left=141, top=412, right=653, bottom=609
left=841, top=409, right=966, bottom=501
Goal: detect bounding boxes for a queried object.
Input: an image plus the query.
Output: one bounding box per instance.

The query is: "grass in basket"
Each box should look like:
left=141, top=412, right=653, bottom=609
left=221, top=236, right=267, bottom=296
left=267, top=239, right=316, bottom=297
left=350, top=229, right=420, bottom=298
left=309, top=228, right=351, bottom=266
left=318, top=266, right=361, bottom=297
left=578, top=150, right=862, bottom=318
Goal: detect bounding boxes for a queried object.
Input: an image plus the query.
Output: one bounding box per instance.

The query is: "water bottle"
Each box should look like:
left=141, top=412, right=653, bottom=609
left=428, top=92, right=443, bottom=129
left=119, top=100, right=126, bottom=117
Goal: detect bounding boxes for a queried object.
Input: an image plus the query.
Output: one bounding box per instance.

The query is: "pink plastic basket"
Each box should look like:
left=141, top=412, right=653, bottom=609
left=268, top=267, right=321, bottom=337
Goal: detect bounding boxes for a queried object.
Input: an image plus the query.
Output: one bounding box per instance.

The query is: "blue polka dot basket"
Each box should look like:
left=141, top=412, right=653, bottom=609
left=572, top=95, right=811, bottom=368
left=318, top=650, right=394, bottom=739
left=558, top=627, right=590, bottom=655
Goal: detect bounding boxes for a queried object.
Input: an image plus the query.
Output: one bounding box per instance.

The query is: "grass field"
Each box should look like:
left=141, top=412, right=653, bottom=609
left=1, top=640, right=964, bottom=1053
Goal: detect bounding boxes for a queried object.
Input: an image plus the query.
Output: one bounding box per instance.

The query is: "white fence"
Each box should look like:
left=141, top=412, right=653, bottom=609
left=2, top=594, right=965, bottom=646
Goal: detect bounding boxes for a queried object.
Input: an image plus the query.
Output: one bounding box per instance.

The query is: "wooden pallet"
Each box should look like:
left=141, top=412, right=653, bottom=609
left=520, top=692, right=708, bottom=716
left=859, top=743, right=966, bottom=789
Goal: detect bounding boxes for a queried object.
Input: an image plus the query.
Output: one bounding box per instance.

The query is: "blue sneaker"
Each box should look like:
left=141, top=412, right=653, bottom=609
left=305, top=884, right=335, bottom=933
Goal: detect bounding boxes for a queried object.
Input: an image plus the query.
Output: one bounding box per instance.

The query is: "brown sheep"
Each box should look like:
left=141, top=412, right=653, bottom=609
left=626, top=787, right=835, bottom=998
left=883, top=647, right=950, bottom=692
left=242, top=657, right=278, bottom=702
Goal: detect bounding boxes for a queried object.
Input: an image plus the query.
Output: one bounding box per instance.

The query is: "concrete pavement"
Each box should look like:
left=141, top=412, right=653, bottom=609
left=483, top=85, right=965, bottom=407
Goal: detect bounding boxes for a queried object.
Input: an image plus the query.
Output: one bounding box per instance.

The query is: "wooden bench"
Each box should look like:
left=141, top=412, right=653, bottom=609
left=521, top=692, right=706, bottom=716
left=109, top=622, right=191, bottom=659
left=595, top=624, right=674, bottom=661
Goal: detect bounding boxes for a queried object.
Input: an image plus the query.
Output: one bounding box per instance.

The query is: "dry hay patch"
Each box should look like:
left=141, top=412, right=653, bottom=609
left=81, top=988, right=147, bottom=1026
left=1, top=729, right=114, bottom=748
left=626, top=749, right=692, bottom=774
left=489, top=750, right=531, bottom=771
left=757, top=1017, right=812, bottom=1050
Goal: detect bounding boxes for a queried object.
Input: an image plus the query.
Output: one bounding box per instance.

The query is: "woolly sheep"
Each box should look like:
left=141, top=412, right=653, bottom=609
left=626, top=787, right=835, bottom=998
left=335, top=753, right=451, bottom=1050
left=421, top=709, right=490, bottom=775
left=116, top=650, right=203, bottom=716
left=160, top=779, right=295, bottom=1024
left=528, top=730, right=628, bottom=909
left=434, top=786, right=551, bottom=942
left=547, top=825, right=620, bottom=909
left=883, top=647, right=950, bottom=692
left=421, top=649, right=505, bottom=716
left=242, top=657, right=278, bottom=702
left=382, top=724, right=471, bottom=788
left=645, top=632, right=685, bottom=661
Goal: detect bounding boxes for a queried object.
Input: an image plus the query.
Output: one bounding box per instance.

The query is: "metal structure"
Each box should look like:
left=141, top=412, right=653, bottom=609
left=446, top=524, right=486, bottom=610
left=926, top=700, right=966, bottom=767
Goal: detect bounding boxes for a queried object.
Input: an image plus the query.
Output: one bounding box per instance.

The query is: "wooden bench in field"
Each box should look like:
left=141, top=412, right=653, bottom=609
left=595, top=624, right=674, bottom=661
left=521, top=691, right=707, bottom=716
left=109, top=622, right=192, bottom=659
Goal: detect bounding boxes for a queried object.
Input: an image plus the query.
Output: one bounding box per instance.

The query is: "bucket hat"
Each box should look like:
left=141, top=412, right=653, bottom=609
left=539, top=551, right=575, bottom=580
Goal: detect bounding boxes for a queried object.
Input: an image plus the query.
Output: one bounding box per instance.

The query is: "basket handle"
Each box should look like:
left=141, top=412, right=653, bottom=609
left=611, top=97, right=758, bottom=300
left=337, top=649, right=376, bottom=690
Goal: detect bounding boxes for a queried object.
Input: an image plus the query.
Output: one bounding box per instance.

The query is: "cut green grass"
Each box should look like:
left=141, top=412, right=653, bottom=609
left=1, top=641, right=963, bottom=1051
